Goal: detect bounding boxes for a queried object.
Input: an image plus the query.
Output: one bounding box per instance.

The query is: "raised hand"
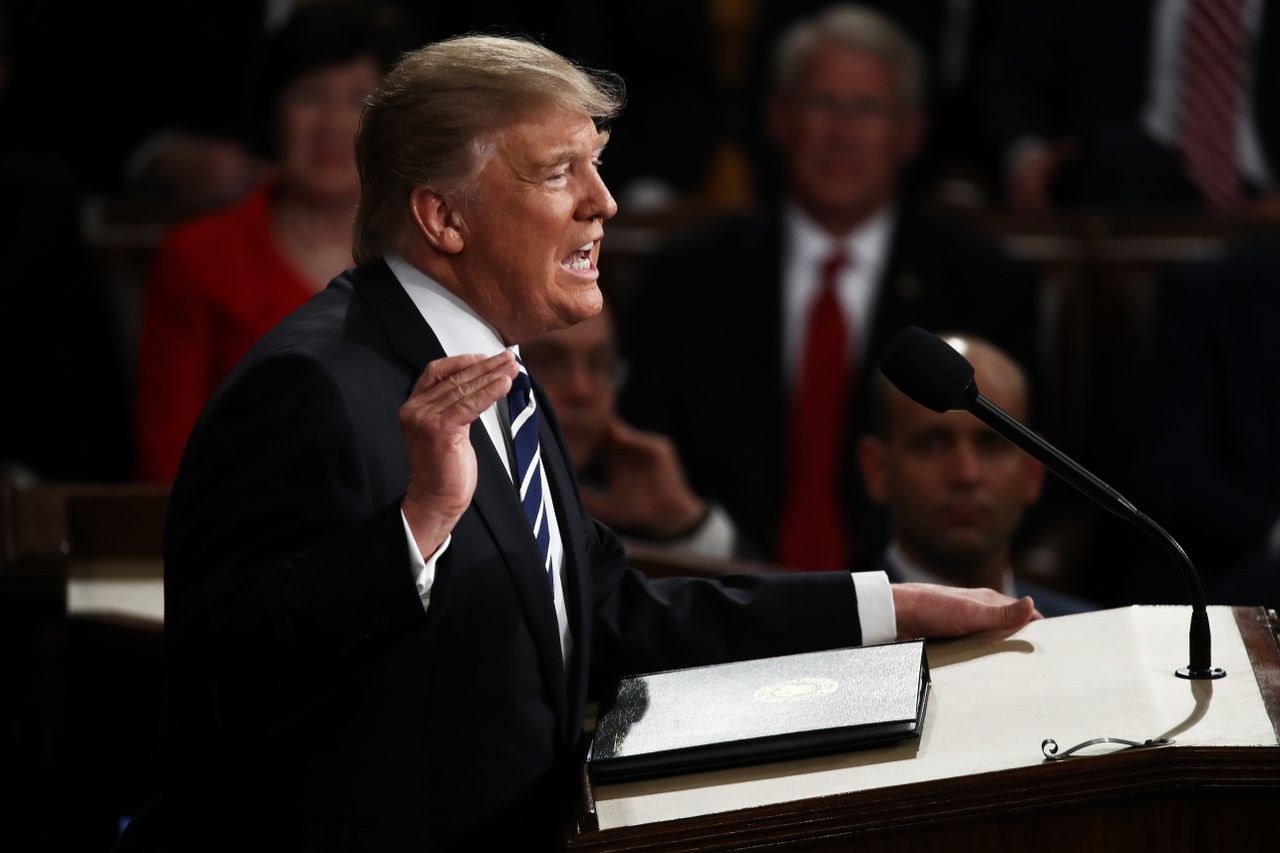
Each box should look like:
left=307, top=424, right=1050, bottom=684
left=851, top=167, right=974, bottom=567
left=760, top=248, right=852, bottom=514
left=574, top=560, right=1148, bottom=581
left=399, top=351, right=519, bottom=555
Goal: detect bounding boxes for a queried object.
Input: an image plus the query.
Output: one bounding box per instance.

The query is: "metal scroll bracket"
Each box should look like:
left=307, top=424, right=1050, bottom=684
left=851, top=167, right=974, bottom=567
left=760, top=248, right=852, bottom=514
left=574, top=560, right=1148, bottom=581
left=1041, top=736, right=1172, bottom=761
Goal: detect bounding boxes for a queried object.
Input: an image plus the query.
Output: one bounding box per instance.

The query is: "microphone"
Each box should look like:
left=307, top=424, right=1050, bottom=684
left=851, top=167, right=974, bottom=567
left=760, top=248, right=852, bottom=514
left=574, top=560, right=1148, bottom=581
left=880, top=326, right=1225, bottom=680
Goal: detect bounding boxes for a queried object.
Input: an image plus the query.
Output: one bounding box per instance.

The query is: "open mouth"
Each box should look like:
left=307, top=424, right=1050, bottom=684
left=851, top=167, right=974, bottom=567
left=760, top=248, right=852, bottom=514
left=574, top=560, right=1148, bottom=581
left=561, top=241, right=595, bottom=272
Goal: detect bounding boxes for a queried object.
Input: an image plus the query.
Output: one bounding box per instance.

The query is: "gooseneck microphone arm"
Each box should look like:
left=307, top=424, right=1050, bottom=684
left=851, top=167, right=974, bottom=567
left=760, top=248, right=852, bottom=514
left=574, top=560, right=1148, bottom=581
left=880, top=326, right=1224, bottom=680
left=966, top=390, right=1220, bottom=680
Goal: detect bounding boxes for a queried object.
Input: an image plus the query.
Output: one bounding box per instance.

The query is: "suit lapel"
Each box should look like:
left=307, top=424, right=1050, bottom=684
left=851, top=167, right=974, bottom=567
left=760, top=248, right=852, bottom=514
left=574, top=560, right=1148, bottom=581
left=351, top=261, right=447, bottom=377
left=866, top=215, right=920, bottom=367
left=747, top=215, right=788, bottom=527
left=352, top=261, right=569, bottom=729
left=468, top=424, right=568, bottom=727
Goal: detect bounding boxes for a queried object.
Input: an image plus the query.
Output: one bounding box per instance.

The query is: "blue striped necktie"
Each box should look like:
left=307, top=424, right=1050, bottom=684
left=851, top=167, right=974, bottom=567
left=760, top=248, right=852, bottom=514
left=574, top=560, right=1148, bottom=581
left=506, top=358, right=553, bottom=581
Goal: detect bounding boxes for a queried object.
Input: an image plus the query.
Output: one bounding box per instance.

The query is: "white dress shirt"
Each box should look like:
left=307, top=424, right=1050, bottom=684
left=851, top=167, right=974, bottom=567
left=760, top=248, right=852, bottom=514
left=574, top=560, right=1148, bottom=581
left=1142, top=0, right=1272, bottom=187
left=781, top=202, right=896, bottom=390
left=386, top=254, right=572, bottom=665
left=886, top=542, right=1017, bottom=598
left=780, top=203, right=899, bottom=644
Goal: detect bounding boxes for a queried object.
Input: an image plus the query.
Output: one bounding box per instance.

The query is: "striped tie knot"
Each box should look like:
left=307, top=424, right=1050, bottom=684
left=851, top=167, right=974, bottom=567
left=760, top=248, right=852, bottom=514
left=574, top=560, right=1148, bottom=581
left=509, top=362, right=533, bottom=407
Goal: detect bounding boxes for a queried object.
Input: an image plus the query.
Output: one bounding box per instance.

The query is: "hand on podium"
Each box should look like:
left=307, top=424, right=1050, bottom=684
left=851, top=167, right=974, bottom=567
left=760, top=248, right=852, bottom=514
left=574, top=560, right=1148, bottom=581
left=892, top=582, right=1041, bottom=640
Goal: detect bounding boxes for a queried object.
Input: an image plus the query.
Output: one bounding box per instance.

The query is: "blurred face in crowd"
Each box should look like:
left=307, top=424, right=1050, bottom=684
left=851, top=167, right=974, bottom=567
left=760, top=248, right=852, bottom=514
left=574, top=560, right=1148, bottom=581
left=769, top=41, right=922, bottom=235
left=450, top=108, right=616, bottom=343
left=277, top=56, right=381, bottom=203
left=859, top=341, right=1043, bottom=578
left=520, top=309, right=623, bottom=468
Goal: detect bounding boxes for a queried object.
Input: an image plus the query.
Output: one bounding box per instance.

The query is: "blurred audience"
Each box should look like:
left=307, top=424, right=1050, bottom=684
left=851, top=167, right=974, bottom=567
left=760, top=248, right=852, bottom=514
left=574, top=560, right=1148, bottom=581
left=521, top=307, right=739, bottom=558
left=0, top=3, right=277, bottom=208
left=133, top=1, right=411, bottom=482
left=0, top=8, right=130, bottom=483
left=1138, top=243, right=1280, bottom=608
left=983, top=0, right=1280, bottom=212
left=859, top=335, right=1093, bottom=616
left=620, top=5, right=1040, bottom=574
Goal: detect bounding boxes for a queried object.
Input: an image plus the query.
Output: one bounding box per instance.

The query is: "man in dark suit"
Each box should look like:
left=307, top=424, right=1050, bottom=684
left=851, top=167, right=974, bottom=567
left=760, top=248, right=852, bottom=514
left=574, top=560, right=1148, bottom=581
left=983, top=0, right=1280, bottom=211
left=117, top=35, right=1037, bottom=852
left=621, top=6, right=1039, bottom=574
left=858, top=335, right=1093, bottom=618
left=1135, top=244, right=1280, bottom=608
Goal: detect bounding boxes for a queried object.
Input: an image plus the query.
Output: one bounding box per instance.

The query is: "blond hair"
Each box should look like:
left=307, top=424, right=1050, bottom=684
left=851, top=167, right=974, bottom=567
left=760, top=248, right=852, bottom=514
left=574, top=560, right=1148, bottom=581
left=353, top=35, right=624, bottom=265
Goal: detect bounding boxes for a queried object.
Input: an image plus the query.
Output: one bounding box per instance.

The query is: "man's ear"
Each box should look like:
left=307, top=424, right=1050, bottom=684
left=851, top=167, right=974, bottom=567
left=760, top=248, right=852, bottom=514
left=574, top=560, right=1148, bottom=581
left=408, top=186, right=465, bottom=254
left=858, top=435, right=889, bottom=505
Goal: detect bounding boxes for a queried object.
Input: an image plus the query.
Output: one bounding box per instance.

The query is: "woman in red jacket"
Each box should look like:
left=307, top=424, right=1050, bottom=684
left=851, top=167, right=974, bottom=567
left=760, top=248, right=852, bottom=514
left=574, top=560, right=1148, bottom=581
left=134, top=2, right=409, bottom=482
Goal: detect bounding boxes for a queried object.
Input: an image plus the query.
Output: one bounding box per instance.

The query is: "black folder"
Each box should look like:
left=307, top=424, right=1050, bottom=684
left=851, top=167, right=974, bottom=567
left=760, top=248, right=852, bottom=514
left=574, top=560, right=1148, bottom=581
left=588, top=640, right=930, bottom=783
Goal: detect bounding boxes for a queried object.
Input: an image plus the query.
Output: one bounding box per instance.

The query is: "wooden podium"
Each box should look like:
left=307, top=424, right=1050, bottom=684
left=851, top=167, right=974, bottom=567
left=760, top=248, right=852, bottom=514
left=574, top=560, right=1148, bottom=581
left=567, top=606, right=1280, bottom=852
left=5, top=486, right=1278, bottom=851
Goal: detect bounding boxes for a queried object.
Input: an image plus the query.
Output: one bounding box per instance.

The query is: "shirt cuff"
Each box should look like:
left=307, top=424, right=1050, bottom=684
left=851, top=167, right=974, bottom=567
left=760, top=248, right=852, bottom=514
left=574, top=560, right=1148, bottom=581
left=402, top=509, right=450, bottom=611
left=852, top=570, right=896, bottom=645
left=661, top=503, right=736, bottom=559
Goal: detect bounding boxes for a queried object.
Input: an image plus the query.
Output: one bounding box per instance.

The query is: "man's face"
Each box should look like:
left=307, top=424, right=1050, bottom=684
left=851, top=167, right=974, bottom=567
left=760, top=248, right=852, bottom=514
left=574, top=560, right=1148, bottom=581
left=861, top=367, right=1043, bottom=570
left=452, top=108, right=617, bottom=343
left=520, top=311, right=619, bottom=469
left=769, top=42, right=922, bottom=231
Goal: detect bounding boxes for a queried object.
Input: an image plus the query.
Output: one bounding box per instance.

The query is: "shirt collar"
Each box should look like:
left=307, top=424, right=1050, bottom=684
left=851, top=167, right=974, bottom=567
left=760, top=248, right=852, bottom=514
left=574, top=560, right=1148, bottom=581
left=886, top=541, right=1016, bottom=597
left=384, top=253, right=515, bottom=360
left=783, top=200, right=897, bottom=272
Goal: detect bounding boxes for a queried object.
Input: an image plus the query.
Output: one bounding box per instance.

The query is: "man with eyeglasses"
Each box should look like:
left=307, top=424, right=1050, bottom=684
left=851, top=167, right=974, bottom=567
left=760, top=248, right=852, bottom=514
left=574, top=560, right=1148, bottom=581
left=622, top=4, right=1040, bottom=576
left=522, top=307, right=739, bottom=558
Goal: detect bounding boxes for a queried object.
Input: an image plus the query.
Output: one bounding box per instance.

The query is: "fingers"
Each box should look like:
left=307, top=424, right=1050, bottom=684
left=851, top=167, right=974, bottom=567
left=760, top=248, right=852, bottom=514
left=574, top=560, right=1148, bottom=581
left=601, top=416, right=649, bottom=450
left=405, top=351, right=518, bottom=428
left=1000, top=596, right=1038, bottom=630
left=892, top=583, right=1041, bottom=640
left=599, top=415, right=678, bottom=462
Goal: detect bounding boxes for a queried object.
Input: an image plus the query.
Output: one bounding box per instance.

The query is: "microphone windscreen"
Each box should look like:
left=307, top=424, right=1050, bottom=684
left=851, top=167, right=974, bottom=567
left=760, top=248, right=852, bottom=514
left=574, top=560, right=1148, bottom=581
left=879, top=326, right=976, bottom=412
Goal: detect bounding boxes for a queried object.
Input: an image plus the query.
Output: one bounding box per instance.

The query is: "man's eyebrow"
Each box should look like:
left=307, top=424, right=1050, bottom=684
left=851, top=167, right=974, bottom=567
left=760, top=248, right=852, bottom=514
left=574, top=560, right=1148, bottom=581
left=535, top=149, right=578, bottom=171
left=533, top=137, right=611, bottom=172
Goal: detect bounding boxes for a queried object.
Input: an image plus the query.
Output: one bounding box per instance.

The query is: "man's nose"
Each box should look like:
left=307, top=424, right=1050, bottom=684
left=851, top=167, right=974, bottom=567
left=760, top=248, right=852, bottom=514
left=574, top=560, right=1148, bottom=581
left=579, top=171, right=617, bottom=221
left=948, top=442, right=983, bottom=483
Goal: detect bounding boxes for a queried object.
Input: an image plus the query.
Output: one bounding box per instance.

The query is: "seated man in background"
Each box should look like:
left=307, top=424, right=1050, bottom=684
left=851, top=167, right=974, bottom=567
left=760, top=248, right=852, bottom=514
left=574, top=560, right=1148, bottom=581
left=521, top=306, right=739, bottom=558
left=983, top=0, right=1280, bottom=213
left=858, top=335, right=1094, bottom=617
left=621, top=5, right=1040, bottom=575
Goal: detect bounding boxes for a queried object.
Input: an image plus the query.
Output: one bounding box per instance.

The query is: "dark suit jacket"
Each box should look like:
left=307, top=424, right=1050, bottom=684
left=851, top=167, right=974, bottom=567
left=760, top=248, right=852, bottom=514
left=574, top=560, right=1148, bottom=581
left=116, top=261, right=862, bottom=852
left=981, top=0, right=1280, bottom=201
left=618, top=209, right=1039, bottom=573
left=1139, top=245, right=1280, bottom=574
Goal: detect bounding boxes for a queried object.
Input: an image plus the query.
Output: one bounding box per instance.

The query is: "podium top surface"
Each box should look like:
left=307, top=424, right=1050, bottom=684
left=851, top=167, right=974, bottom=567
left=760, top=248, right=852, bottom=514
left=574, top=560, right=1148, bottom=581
left=590, top=606, right=1279, bottom=832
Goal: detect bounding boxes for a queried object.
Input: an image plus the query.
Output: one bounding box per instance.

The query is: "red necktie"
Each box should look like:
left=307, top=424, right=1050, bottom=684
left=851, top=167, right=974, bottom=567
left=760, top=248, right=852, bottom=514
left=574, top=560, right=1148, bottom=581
left=778, top=249, right=852, bottom=571
left=1177, top=0, right=1248, bottom=208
